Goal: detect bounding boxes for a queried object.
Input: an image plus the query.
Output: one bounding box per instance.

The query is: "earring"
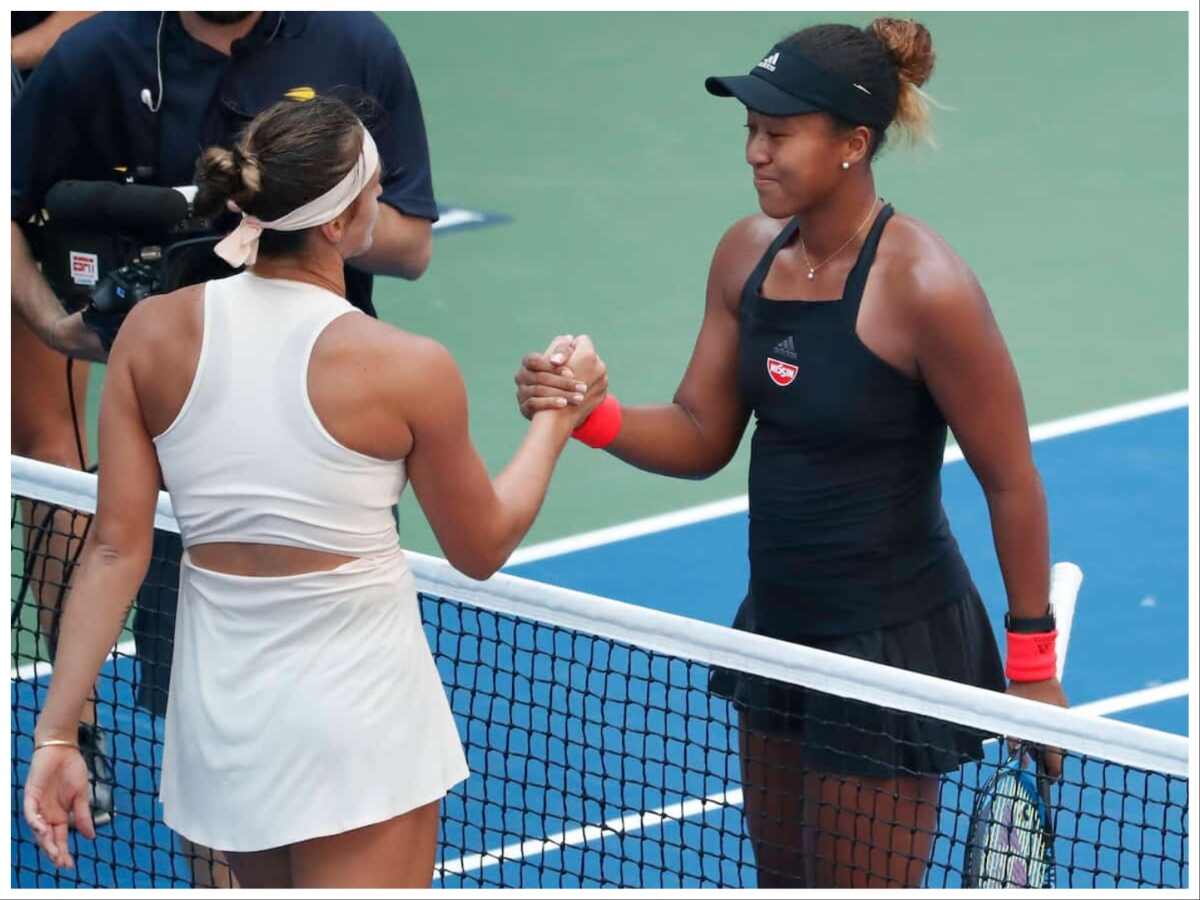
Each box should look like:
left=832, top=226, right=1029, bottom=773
left=841, top=161, right=850, bottom=170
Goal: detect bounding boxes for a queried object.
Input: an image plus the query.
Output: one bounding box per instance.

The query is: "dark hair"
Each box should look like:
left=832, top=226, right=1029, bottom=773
left=782, top=17, right=935, bottom=157
left=194, top=96, right=365, bottom=257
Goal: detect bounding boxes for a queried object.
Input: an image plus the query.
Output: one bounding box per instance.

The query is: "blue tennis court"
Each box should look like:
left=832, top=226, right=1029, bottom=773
left=10, top=397, right=1189, bottom=887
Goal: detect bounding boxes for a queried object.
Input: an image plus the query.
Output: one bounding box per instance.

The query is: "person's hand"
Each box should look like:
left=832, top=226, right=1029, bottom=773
left=1006, top=677, right=1069, bottom=779
left=51, top=311, right=108, bottom=363
left=515, top=334, right=588, bottom=421
left=23, top=744, right=95, bottom=869
left=561, top=335, right=608, bottom=427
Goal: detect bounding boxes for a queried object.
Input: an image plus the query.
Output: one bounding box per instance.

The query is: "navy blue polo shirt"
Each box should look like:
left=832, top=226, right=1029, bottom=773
left=11, top=11, right=437, bottom=317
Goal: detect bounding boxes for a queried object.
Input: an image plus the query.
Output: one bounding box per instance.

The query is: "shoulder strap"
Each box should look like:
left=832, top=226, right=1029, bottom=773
left=841, top=203, right=894, bottom=315
left=742, top=217, right=800, bottom=304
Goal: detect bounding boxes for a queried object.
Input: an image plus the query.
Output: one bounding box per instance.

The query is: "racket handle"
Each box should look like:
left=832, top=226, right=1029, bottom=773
left=1049, top=562, right=1083, bottom=680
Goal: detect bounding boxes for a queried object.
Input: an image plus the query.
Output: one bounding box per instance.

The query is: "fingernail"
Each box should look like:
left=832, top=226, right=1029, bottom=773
left=572, top=394, right=584, bottom=404
left=575, top=383, right=587, bottom=393
left=550, top=354, right=564, bottom=364
left=556, top=398, right=567, bottom=407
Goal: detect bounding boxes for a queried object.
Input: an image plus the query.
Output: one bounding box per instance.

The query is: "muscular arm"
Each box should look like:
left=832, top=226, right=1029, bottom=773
left=32, top=314, right=161, bottom=744
left=10, top=221, right=107, bottom=361
left=348, top=203, right=432, bottom=280
left=597, top=223, right=756, bottom=478
left=912, top=263, right=1050, bottom=622
left=10, top=12, right=96, bottom=71
left=404, top=338, right=589, bottom=579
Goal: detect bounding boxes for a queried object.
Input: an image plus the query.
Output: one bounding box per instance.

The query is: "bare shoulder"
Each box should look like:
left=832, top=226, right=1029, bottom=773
left=321, top=312, right=461, bottom=393
left=717, top=212, right=789, bottom=263
left=876, top=212, right=988, bottom=319
left=710, top=212, right=790, bottom=303
left=120, top=283, right=203, bottom=336
left=111, top=283, right=205, bottom=365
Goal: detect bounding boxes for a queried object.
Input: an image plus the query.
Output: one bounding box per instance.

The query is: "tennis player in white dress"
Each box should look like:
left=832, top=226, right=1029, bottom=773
left=23, top=96, right=607, bottom=888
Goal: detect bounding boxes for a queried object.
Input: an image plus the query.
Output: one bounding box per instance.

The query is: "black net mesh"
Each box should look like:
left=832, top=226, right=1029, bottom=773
left=11, top=494, right=1190, bottom=888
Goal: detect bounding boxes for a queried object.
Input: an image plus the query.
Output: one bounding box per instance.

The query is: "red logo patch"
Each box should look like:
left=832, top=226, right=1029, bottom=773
left=767, top=357, right=798, bottom=386
left=69, top=251, right=99, bottom=286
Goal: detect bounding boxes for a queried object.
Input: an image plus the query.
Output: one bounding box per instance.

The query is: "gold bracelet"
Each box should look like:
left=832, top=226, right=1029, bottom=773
left=34, top=739, right=79, bottom=752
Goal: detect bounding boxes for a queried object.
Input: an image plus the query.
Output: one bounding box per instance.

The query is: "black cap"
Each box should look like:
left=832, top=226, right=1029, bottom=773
left=705, top=45, right=892, bottom=129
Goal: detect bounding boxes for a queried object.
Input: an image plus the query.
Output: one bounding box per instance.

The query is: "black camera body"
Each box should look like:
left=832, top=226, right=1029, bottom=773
left=79, top=261, right=162, bottom=351
left=35, top=180, right=240, bottom=350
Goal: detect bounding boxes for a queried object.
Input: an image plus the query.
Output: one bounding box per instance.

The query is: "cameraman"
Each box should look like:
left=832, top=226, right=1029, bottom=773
left=12, top=11, right=435, bottom=350
left=11, top=10, right=439, bottom=887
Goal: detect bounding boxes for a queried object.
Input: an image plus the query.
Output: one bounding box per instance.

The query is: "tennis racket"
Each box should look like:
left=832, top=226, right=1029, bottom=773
left=963, top=561, right=1083, bottom=889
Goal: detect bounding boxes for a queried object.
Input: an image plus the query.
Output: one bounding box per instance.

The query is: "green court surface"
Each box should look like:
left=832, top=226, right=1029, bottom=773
left=70, top=11, right=1186, bottom=559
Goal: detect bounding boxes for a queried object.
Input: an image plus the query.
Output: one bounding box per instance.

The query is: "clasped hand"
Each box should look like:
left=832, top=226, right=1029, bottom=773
left=515, top=334, right=608, bottom=426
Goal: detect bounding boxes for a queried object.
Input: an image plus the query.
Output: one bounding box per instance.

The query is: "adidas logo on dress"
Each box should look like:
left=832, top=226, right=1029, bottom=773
left=757, top=52, right=780, bottom=73
left=772, top=336, right=797, bottom=359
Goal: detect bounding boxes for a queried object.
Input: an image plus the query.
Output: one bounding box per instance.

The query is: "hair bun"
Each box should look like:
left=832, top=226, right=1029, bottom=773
left=869, top=17, right=935, bottom=88
left=192, top=145, right=262, bottom=219
left=232, top=146, right=263, bottom=196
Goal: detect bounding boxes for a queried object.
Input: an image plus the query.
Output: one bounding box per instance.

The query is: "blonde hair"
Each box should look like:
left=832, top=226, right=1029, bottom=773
left=868, top=17, right=937, bottom=147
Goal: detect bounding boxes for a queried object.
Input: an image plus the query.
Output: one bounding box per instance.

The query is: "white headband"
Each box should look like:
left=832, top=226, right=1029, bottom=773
left=214, top=126, right=380, bottom=268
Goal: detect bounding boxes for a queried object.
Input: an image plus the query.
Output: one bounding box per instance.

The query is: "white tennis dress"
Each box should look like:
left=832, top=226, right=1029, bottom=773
left=153, top=271, right=469, bottom=852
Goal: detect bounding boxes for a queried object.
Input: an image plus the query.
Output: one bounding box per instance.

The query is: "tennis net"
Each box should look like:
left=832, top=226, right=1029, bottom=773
left=10, top=456, right=1190, bottom=888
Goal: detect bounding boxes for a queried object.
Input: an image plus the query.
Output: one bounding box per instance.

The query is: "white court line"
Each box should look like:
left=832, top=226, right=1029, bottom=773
left=508, top=389, right=1188, bottom=566
left=435, top=678, right=1191, bottom=881
left=436, top=789, right=743, bottom=880
left=432, top=208, right=486, bottom=231
left=1072, top=679, right=1190, bottom=718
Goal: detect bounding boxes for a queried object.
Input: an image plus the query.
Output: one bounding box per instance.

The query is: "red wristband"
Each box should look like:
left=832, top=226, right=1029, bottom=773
left=572, top=395, right=622, bottom=449
left=1005, top=629, right=1058, bottom=682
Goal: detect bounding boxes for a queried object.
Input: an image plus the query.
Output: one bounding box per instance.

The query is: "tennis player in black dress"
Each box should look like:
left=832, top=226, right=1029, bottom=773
left=516, top=18, right=1068, bottom=888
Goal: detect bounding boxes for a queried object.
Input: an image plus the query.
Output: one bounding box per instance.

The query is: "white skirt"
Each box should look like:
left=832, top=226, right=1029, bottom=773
left=158, top=548, right=469, bottom=852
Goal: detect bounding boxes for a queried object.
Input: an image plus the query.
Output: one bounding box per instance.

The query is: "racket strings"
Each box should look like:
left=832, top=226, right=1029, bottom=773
left=968, top=761, right=1055, bottom=887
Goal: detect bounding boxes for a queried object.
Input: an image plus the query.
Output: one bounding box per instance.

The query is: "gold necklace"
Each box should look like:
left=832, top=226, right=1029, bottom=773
left=798, top=198, right=881, bottom=280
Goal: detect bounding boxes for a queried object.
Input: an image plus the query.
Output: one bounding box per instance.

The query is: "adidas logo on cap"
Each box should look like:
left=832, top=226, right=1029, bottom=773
left=756, top=52, right=780, bottom=73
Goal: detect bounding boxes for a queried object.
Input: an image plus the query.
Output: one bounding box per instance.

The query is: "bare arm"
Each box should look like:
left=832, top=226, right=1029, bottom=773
left=348, top=203, right=432, bottom=280
left=912, top=259, right=1067, bottom=764
left=32, top=315, right=160, bottom=742
left=10, top=221, right=107, bottom=361
left=406, top=336, right=604, bottom=579
left=913, top=267, right=1049, bottom=622
left=25, top=311, right=161, bottom=864
left=10, top=12, right=96, bottom=71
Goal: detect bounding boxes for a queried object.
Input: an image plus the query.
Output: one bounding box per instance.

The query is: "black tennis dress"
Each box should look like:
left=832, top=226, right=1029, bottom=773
left=710, top=204, right=1007, bottom=777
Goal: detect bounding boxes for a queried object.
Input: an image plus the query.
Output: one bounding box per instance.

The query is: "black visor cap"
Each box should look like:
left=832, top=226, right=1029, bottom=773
left=705, top=45, right=891, bottom=128
left=704, top=73, right=826, bottom=118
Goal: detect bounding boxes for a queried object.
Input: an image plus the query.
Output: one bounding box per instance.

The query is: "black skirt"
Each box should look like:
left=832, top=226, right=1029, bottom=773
left=709, top=586, right=1007, bottom=778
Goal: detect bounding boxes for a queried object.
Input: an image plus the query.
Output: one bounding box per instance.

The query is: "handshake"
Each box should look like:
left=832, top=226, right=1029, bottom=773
left=514, top=334, right=611, bottom=432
